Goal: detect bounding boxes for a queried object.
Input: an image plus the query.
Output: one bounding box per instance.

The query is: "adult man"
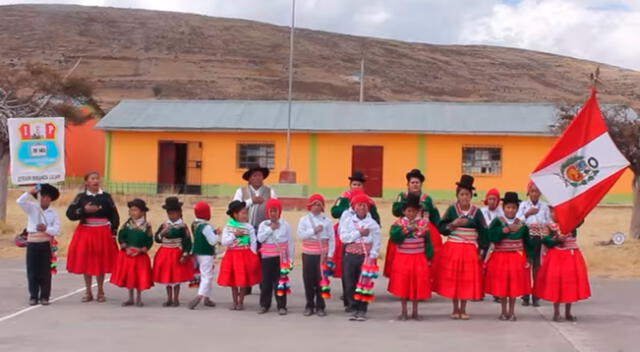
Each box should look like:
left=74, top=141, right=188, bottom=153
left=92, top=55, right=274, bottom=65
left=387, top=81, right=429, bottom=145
left=233, top=166, right=278, bottom=232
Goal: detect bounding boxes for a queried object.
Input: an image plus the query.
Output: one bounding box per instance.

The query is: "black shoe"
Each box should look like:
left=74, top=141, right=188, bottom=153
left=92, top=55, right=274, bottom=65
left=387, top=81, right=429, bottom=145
left=316, top=309, right=327, bottom=317
left=345, top=307, right=354, bottom=314
left=29, top=298, right=38, bottom=306
left=493, top=296, right=500, bottom=303
left=257, top=307, right=269, bottom=314
left=532, top=298, right=540, bottom=307
left=40, top=299, right=50, bottom=306
left=246, top=287, right=253, bottom=295
left=278, top=308, right=287, bottom=316
left=522, top=299, right=530, bottom=307
left=303, top=308, right=314, bottom=316
left=188, top=297, right=201, bottom=310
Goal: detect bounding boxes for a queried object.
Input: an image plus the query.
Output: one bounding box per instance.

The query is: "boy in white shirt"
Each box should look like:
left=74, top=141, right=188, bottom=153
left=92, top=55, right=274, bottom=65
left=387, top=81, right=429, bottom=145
left=17, top=184, right=61, bottom=306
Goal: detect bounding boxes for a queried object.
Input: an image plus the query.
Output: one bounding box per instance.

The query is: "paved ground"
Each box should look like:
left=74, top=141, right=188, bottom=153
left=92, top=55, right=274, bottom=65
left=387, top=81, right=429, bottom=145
left=0, top=259, right=638, bottom=352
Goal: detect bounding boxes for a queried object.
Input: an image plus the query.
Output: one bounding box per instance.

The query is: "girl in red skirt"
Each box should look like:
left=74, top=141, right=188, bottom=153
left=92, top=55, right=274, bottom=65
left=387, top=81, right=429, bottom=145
left=533, top=208, right=590, bottom=322
left=153, top=197, right=194, bottom=307
left=485, top=192, right=533, bottom=321
left=66, top=171, right=120, bottom=303
left=434, top=175, right=488, bottom=320
left=218, top=200, right=261, bottom=311
left=110, top=199, right=154, bottom=307
left=388, top=193, right=434, bottom=321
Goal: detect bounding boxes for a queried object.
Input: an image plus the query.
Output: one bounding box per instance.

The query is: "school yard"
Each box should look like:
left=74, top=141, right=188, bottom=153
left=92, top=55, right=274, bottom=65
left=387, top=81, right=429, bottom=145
left=1, top=190, right=639, bottom=351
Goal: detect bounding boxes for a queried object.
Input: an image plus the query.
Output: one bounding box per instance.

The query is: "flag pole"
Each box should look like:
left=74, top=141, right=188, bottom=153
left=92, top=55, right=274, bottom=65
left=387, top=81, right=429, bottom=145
left=285, top=0, right=295, bottom=170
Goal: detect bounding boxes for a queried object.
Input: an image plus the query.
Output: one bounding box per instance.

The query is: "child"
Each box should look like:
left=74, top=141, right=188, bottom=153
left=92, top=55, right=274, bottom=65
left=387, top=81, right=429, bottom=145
left=188, top=201, right=219, bottom=310
left=257, top=198, right=294, bottom=315
left=339, top=192, right=381, bottom=322
left=17, top=184, right=61, bottom=306
left=66, top=171, right=119, bottom=303
left=153, top=197, right=194, bottom=307
left=388, top=193, right=434, bottom=321
left=485, top=192, right=533, bottom=321
left=110, top=199, right=154, bottom=307
left=218, top=200, right=261, bottom=311
left=297, top=194, right=335, bottom=317
left=533, top=207, right=590, bottom=322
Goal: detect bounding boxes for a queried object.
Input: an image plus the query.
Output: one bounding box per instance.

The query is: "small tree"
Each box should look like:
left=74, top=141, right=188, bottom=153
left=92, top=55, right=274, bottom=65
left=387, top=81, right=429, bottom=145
left=555, top=100, right=640, bottom=239
left=0, top=63, right=99, bottom=221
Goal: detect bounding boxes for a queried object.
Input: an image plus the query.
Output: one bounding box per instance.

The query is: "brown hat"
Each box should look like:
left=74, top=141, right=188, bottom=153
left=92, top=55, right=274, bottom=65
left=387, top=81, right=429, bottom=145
left=242, top=166, right=270, bottom=181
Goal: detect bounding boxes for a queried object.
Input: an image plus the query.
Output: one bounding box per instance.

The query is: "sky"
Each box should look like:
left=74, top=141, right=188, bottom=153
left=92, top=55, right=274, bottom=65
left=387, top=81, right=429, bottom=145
left=2, top=0, right=639, bottom=70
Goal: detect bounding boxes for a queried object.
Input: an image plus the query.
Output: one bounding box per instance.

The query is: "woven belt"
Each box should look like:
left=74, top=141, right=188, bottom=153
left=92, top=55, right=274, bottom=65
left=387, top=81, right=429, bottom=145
left=397, top=238, right=425, bottom=254
left=528, top=224, right=548, bottom=237
left=302, top=239, right=329, bottom=255
left=447, top=228, right=478, bottom=245
left=161, top=238, right=182, bottom=248
left=27, top=232, right=50, bottom=243
left=227, top=245, right=250, bottom=251
left=557, top=237, right=579, bottom=250
left=84, top=218, right=110, bottom=227
left=494, top=239, right=524, bottom=252
left=260, top=242, right=288, bottom=258
left=345, top=242, right=371, bottom=255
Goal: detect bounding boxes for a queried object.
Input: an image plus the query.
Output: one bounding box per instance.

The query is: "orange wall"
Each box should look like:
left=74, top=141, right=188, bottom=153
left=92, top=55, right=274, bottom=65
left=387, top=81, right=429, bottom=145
left=65, top=118, right=105, bottom=177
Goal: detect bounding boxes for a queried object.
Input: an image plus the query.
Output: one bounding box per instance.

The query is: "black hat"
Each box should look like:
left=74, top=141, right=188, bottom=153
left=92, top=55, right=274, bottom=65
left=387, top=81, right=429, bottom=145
left=39, top=184, right=59, bottom=201
left=455, top=174, right=476, bottom=191
left=162, top=196, right=183, bottom=211
left=403, top=192, right=423, bottom=210
left=406, top=169, right=425, bottom=183
left=127, top=198, right=149, bottom=212
left=226, top=200, right=247, bottom=217
left=348, top=170, right=367, bottom=183
left=501, top=192, right=521, bottom=206
left=242, top=166, right=270, bottom=181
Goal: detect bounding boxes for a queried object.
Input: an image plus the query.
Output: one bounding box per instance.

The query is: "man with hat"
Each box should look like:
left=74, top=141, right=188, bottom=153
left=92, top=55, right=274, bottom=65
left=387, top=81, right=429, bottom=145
left=233, top=166, right=278, bottom=232
left=17, top=184, right=61, bottom=306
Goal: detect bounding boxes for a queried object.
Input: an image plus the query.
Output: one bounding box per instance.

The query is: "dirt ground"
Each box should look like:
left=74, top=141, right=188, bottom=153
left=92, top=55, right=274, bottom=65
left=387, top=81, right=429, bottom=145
left=1, top=189, right=638, bottom=278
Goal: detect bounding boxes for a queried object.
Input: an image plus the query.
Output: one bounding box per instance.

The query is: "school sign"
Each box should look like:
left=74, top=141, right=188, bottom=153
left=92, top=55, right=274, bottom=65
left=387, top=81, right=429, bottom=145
left=8, top=117, right=65, bottom=185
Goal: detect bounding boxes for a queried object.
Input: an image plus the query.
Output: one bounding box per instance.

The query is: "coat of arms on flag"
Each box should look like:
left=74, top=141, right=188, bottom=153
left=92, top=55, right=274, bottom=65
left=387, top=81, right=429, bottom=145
left=530, top=90, right=630, bottom=234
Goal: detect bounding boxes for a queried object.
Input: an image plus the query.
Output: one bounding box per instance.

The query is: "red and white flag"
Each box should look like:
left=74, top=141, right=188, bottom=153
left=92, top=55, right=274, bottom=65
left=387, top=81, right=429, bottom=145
left=530, top=90, right=629, bottom=233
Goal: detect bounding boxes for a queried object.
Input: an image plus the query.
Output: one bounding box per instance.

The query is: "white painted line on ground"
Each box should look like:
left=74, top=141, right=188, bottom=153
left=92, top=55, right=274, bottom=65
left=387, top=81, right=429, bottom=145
left=535, top=307, right=594, bottom=352
left=0, top=275, right=109, bottom=324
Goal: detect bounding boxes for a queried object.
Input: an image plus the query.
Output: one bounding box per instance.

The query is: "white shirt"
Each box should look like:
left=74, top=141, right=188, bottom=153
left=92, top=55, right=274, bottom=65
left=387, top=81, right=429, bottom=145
left=297, top=212, right=336, bottom=258
left=339, top=211, right=382, bottom=259
left=481, top=206, right=504, bottom=226
left=16, top=192, right=61, bottom=236
left=232, top=185, right=278, bottom=208
left=517, top=199, right=551, bottom=225
left=221, top=222, right=258, bottom=253
left=195, top=218, right=219, bottom=247
left=257, top=219, right=295, bottom=259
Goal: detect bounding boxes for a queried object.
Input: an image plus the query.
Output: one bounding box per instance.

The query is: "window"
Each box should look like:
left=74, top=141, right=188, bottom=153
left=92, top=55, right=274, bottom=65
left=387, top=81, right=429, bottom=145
left=462, top=146, right=502, bottom=175
left=238, top=143, right=275, bottom=169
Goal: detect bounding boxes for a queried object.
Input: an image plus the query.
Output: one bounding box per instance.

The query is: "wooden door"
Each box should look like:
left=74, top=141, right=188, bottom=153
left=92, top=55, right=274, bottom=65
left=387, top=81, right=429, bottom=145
left=352, top=145, right=383, bottom=197
left=157, top=141, right=176, bottom=193
left=186, top=141, right=203, bottom=194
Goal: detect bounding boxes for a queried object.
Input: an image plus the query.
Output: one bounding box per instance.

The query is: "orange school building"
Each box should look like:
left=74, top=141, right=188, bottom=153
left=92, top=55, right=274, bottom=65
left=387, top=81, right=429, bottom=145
left=96, top=100, right=633, bottom=202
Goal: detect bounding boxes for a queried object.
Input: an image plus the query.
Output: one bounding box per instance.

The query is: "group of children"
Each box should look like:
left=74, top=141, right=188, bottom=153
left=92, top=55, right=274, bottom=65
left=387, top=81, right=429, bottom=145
left=17, top=169, right=591, bottom=323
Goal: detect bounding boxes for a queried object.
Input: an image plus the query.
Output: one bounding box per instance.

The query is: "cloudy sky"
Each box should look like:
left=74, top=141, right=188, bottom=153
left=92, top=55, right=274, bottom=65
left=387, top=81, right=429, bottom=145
left=2, top=0, right=639, bottom=70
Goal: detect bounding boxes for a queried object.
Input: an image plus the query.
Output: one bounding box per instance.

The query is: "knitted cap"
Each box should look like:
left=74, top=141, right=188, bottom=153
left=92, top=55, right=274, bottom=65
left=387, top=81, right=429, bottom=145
left=484, top=188, right=501, bottom=205
left=265, top=198, right=283, bottom=217
left=194, top=201, right=211, bottom=221
left=307, top=193, right=325, bottom=211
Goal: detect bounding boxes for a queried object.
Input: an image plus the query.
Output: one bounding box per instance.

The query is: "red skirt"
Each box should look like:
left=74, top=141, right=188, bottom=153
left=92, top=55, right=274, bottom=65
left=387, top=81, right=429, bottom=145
left=333, top=223, right=344, bottom=278
left=433, top=241, right=483, bottom=300
left=110, top=250, right=153, bottom=291
left=217, top=248, right=261, bottom=287
left=383, top=239, right=397, bottom=278
left=533, top=248, right=591, bottom=303
left=152, top=247, right=195, bottom=284
left=388, top=252, right=432, bottom=300
left=66, top=224, right=118, bottom=276
left=384, top=223, right=442, bottom=279
left=484, top=251, right=531, bottom=298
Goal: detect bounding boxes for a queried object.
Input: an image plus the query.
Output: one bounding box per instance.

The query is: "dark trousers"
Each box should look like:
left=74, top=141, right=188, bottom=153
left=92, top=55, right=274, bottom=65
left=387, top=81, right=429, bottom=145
left=260, top=256, right=286, bottom=310
left=26, top=242, right=52, bottom=300
left=343, top=252, right=368, bottom=314
left=341, top=246, right=349, bottom=307
left=302, top=254, right=325, bottom=310
left=523, top=236, right=543, bottom=302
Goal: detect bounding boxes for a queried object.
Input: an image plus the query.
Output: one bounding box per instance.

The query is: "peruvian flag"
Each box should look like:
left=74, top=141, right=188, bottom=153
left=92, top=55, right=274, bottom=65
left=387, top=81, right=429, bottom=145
left=530, top=90, right=629, bottom=233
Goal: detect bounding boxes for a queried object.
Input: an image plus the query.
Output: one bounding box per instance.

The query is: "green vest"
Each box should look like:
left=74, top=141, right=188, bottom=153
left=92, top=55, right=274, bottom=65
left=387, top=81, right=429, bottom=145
left=192, top=221, right=215, bottom=256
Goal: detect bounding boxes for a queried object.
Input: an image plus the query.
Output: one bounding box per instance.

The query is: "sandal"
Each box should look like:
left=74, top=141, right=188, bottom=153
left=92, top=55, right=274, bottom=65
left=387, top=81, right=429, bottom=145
left=135, top=301, right=144, bottom=307
left=96, top=294, right=106, bottom=303
left=552, top=315, right=565, bottom=322
left=229, top=304, right=238, bottom=311
left=412, top=314, right=424, bottom=321
left=459, top=314, right=471, bottom=320
left=203, top=300, right=216, bottom=307
left=397, top=314, right=409, bottom=321
left=499, top=314, right=509, bottom=321
left=172, top=300, right=180, bottom=307
left=450, top=313, right=460, bottom=320
left=236, top=304, right=245, bottom=311
left=509, top=315, right=517, bottom=322
left=121, top=300, right=134, bottom=307
left=81, top=294, right=93, bottom=303
left=565, top=315, right=577, bottom=322
left=162, top=301, right=173, bottom=307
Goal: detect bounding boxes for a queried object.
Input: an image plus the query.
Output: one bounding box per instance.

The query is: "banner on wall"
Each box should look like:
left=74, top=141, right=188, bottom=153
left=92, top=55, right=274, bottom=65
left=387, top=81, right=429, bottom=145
left=8, top=117, right=65, bottom=185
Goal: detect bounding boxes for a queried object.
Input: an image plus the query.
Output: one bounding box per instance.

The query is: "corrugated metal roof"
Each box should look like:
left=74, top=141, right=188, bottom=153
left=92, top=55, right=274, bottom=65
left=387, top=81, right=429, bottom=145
left=96, top=100, right=561, bottom=135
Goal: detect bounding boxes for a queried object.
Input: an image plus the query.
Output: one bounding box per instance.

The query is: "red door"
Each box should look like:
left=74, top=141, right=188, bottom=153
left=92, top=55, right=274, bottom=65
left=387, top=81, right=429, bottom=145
left=352, top=146, right=383, bottom=197
left=157, top=141, right=176, bottom=193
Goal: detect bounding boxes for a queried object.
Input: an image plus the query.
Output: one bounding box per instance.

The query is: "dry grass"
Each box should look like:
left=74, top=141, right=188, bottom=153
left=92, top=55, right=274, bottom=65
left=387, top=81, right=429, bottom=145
left=1, top=189, right=638, bottom=278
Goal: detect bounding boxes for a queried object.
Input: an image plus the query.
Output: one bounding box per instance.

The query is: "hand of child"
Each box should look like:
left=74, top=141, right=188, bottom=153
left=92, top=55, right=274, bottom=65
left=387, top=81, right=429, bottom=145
left=314, top=225, right=324, bottom=234
left=179, top=255, right=188, bottom=264
left=36, top=223, right=47, bottom=232
left=120, top=244, right=127, bottom=251
left=502, top=226, right=511, bottom=234
left=270, top=221, right=280, bottom=230
left=359, top=227, right=370, bottom=236
left=215, top=227, right=222, bottom=234
left=84, top=204, right=100, bottom=213
left=252, top=196, right=264, bottom=204
left=526, top=207, right=539, bottom=217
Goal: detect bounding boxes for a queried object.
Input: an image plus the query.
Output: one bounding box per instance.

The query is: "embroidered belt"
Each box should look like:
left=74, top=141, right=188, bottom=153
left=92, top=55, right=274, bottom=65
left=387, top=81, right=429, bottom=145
left=397, top=238, right=425, bottom=254
left=557, top=237, right=579, bottom=250
left=227, top=245, right=250, bottom=251
left=302, top=239, right=329, bottom=255
left=494, top=239, right=524, bottom=252
left=260, top=242, right=289, bottom=258
left=528, top=224, right=548, bottom=237
left=161, top=238, right=182, bottom=248
left=447, top=228, right=478, bottom=245
left=345, top=242, right=371, bottom=255
left=84, top=218, right=111, bottom=227
left=27, top=232, right=50, bottom=243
